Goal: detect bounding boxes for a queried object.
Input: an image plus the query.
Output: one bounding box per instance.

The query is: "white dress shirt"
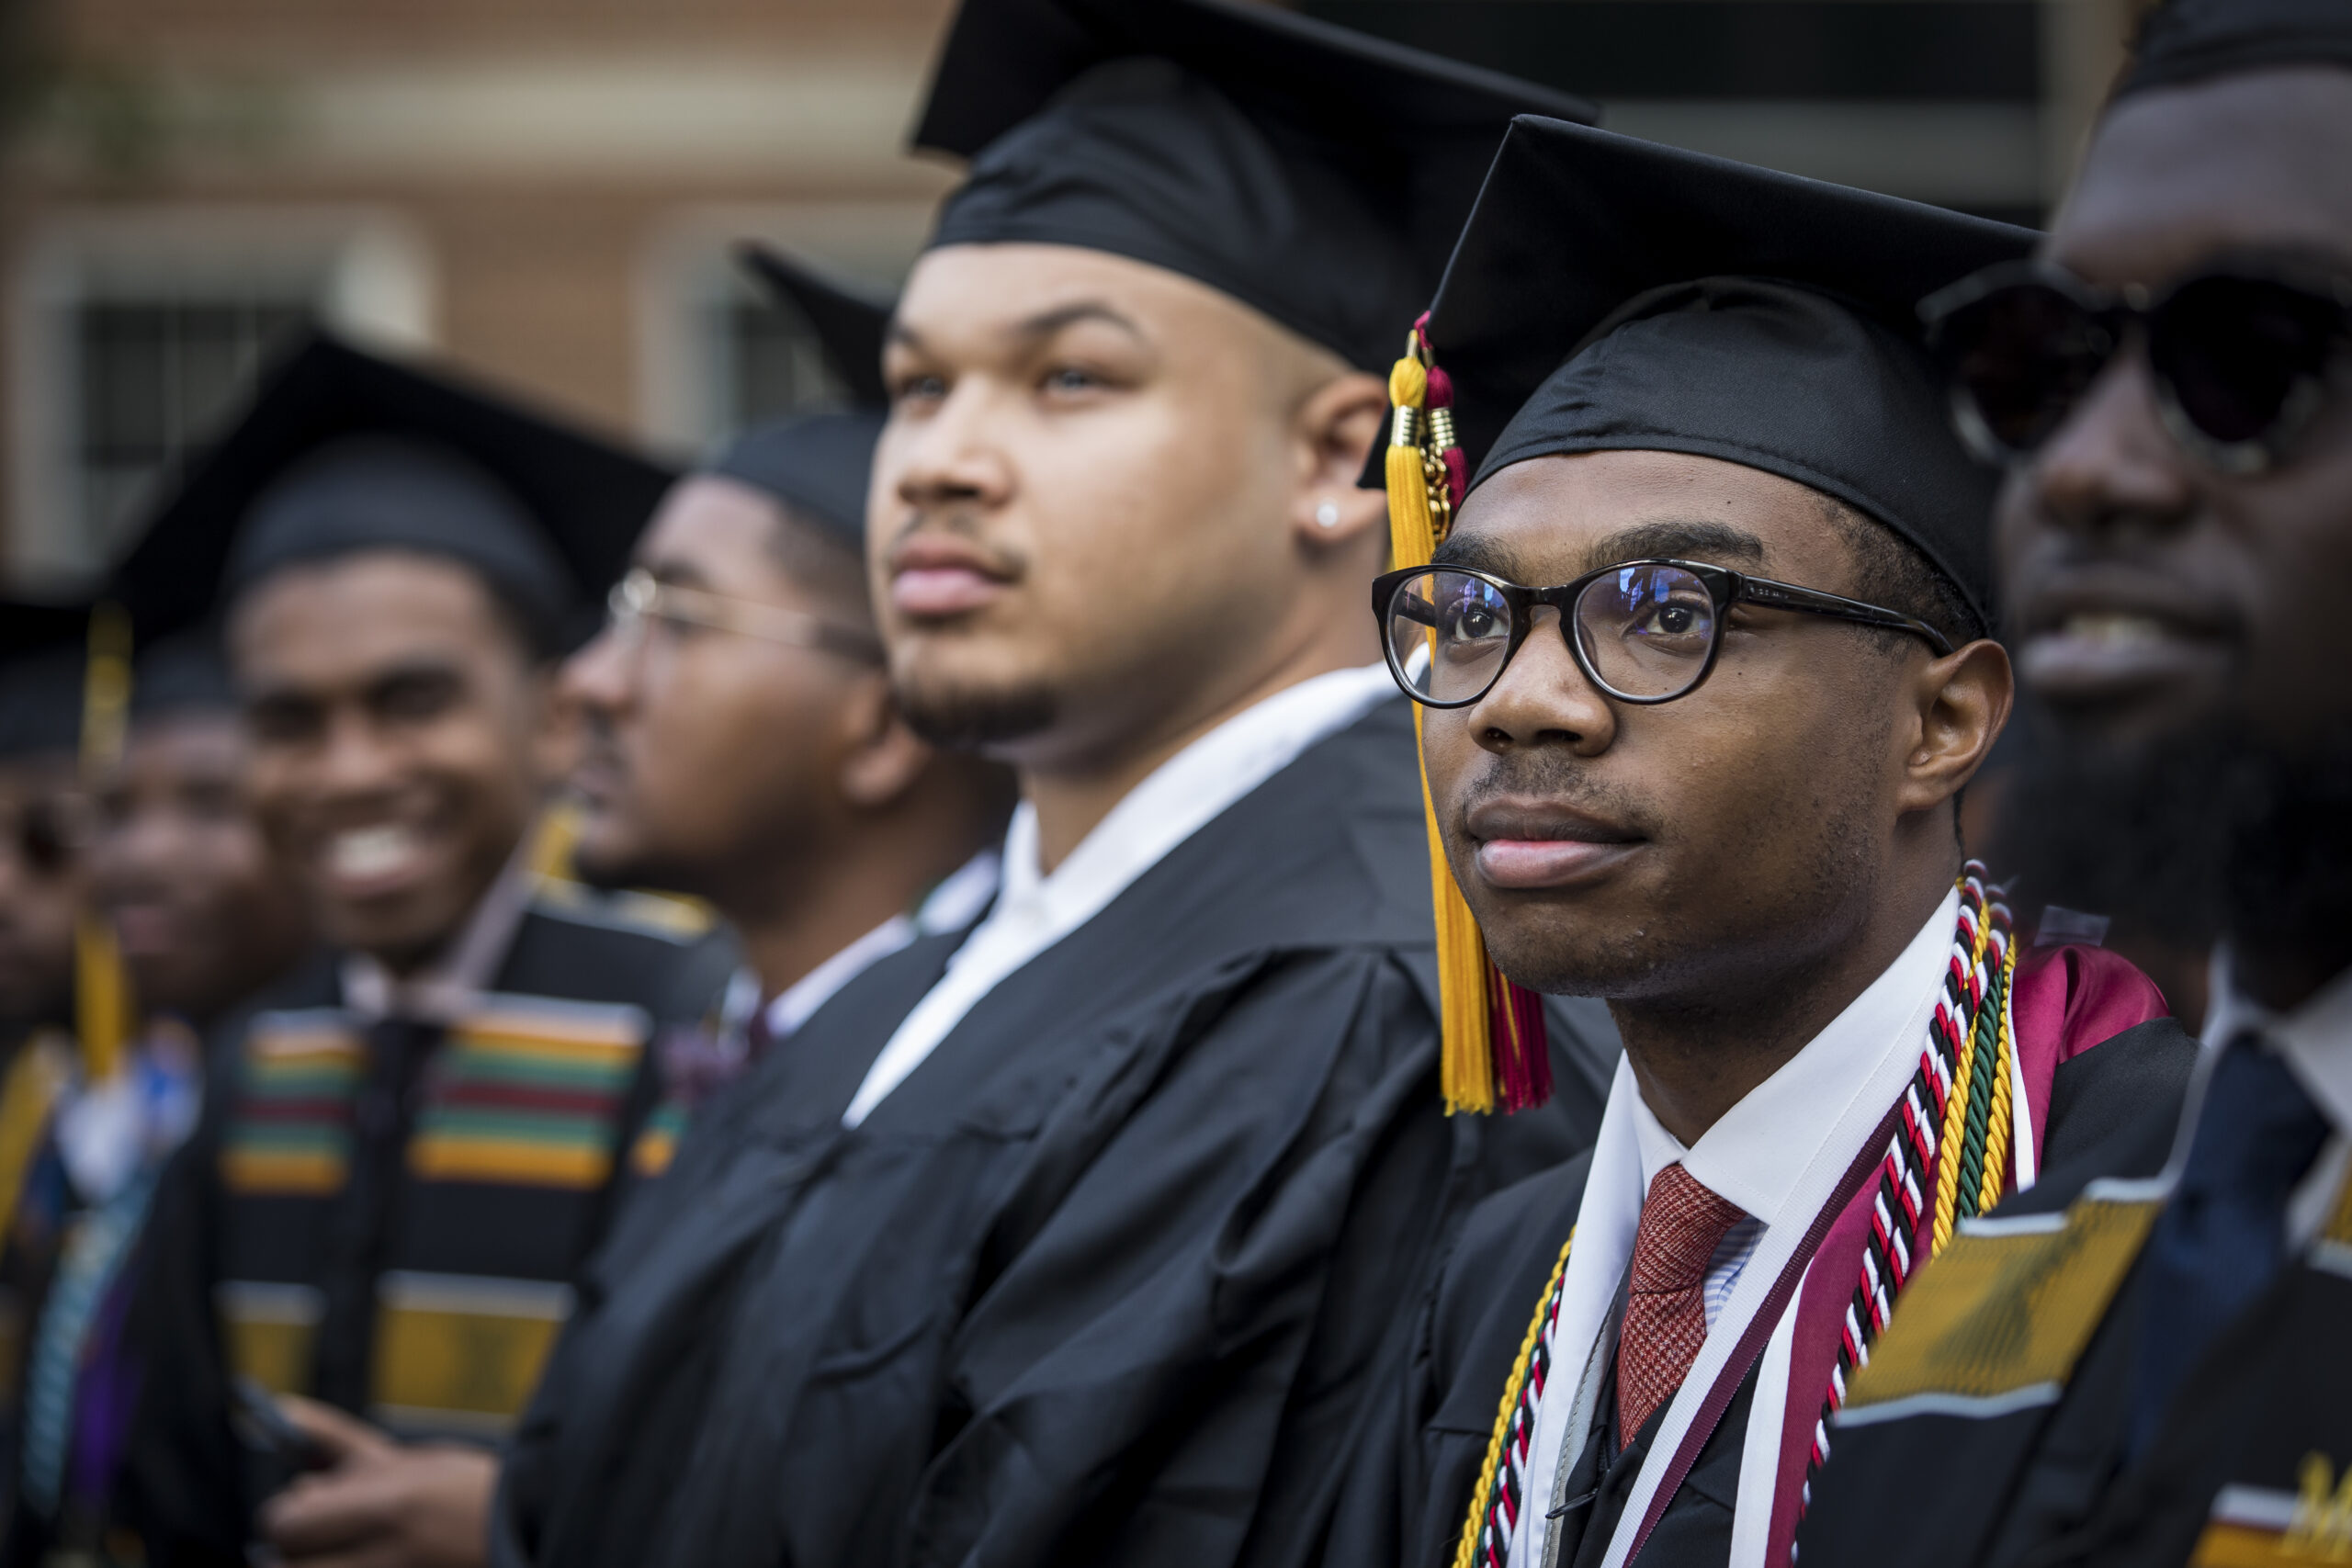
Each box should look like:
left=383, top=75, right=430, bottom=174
left=841, top=664, right=1398, bottom=1128
left=2195, top=950, right=2352, bottom=1247
left=1513, top=889, right=1962, bottom=1568
left=1626, top=1100, right=1768, bottom=1331
left=341, top=847, right=539, bottom=1024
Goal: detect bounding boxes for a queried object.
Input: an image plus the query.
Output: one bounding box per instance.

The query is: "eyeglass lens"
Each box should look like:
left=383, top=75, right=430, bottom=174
left=1385, top=565, right=1721, bottom=706
left=1947, top=275, right=2344, bottom=460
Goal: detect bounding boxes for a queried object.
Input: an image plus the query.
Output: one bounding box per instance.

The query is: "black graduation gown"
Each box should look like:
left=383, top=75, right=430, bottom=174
left=1799, top=1035, right=2349, bottom=1568
left=492, top=697, right=1620, bottom=1568
left=1332, top=1015, right=2200, bottom=1568
left=119, top=888, right=732, bottom=1566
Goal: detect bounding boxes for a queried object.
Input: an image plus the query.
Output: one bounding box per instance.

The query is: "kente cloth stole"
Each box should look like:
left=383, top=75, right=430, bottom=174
left=1842, top=1118, right=2352, bottom=1568
left=1456, top=865, right=2019, bottom=1568
left=217, top=997, right=646, bottom=1436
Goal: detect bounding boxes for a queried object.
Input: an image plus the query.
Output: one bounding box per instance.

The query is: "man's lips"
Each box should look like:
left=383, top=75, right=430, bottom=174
left=311, top=821, right=434, bottom=901
left=1464, top=800, right=1643, bottom=891
left=2014, top=577, right=2234, bottom=705
left=887, top=536, right=1014, bottom=619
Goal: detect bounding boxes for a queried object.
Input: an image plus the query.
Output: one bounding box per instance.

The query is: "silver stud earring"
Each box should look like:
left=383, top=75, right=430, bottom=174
left=1315, top=498, right=1341, bottom=529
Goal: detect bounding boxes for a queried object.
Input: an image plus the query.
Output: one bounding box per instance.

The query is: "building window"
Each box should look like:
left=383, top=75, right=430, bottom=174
left=707, top=280, right=854, bottom=436
left=10, top=212, right=434, bottom=592
left=74, top=296, right=316, bottom=562
left=637, top=203, right=932, bottom=458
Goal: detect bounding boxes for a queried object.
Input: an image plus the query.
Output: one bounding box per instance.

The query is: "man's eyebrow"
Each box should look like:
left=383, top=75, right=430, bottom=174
left=364, top=658, right=467, bottom=694
left=1005, top=299, right=1148, bottom=344
left=644, top=557, right=713, bottom=591
left=1430, top=532, right=1521, bottom=576
left=1582, top=520, right=1767, bottom=575
left=885, top=301, right=1148, bottom=358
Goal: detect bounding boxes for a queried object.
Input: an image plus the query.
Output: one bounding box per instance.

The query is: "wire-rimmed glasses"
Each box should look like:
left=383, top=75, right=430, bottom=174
left=605, top=568, right=884, bottom=665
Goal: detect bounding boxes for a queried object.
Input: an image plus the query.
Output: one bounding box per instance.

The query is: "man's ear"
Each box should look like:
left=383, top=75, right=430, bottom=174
left=836, top=671, right=935, bottom=811
left=1896, top=637, right=2014, bottom=817
left=1289, top=371, right=1390, bottom=548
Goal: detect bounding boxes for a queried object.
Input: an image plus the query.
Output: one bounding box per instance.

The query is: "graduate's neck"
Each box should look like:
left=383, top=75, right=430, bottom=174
left=1023, top=615, right=1376, bottom=876
left=713, top=825, right=963, bottom=1007
left=1611, top=852, right=1958, bottom=1147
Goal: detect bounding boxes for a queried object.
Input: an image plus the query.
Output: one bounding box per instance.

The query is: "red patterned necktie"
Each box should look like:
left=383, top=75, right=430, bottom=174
left=1616, top=1162, right=1747, bottom=1442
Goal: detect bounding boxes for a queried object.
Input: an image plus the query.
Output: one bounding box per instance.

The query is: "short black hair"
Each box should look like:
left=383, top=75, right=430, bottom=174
left=1816, top=495, right=1984, bottom=655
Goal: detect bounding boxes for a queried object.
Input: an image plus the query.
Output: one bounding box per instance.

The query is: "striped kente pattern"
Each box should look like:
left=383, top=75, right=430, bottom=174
left=408, top=999, right=647, bottom=1190
left=222, top=1013, right=367, bottom=1197
left=628, top=1099, right=691, bottom=1179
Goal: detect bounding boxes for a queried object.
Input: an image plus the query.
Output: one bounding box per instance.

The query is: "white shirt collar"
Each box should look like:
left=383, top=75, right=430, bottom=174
left=341, top=843, right=537, bottom=1023
left=1622, top=886, right=1961, bottom=1225
left=988, top=664, right=1398, bottom=929
left=1511, top=888, right=1961, bottom=1568
left=2202, top=947, right=2352, bottom=1134
left=840, top=664, right=1398, bottom=1127
left=2198, top=950, right=2352, bottom=1247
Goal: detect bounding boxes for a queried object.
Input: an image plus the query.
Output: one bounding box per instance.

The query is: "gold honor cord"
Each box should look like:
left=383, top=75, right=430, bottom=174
left=1454, top=1229, right=1577, bottom=1568
left=75, top=604, right=135, bottom=1084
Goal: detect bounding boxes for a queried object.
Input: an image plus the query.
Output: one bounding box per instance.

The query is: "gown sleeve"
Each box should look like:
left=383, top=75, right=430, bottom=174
left=112, top=1096, right=247, bottom=1567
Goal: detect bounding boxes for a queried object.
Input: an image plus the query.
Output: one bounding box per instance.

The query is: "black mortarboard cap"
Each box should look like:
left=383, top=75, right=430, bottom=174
left=111, top=333, right=676, bottom=657
left=2119, top=0, right=2352, bottom=96
left=913, top=0, right=1598, bottom=372
left=706, top=248, right=891, bottom=546
left=0, top=604, right=89, bottom=761
left=129, top=627, right=237, bottom=720
left=1426, top=118, right=2036, bottom=629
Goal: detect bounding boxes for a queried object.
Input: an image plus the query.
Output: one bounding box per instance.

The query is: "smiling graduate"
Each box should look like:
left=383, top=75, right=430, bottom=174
left=107, top=335, right=734, bottom=1566
left=1800, top=3, right=2352, bottom=1563
left=1322, top=119, right=2206, bottom=1568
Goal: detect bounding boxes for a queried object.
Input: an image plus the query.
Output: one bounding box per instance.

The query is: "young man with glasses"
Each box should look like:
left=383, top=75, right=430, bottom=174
left=111, top=337, right=733, bottom=1568
left=484, top=3, right=1621, bottom=1566
left=1800, top=3, right=2352, bottom=1564
left=1327, top=120, right=2199, bottom=1568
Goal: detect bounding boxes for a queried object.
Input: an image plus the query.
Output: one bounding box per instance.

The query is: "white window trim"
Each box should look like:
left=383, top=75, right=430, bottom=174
left=633, top=201, right=932, bottom=460
left=8, top=206, right=437, bottom=591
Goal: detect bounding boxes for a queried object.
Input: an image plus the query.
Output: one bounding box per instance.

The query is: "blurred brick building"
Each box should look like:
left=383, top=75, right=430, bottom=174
left=0, top=0, right=961, bottom=592
left=0, top=0, right=2139, bottom=594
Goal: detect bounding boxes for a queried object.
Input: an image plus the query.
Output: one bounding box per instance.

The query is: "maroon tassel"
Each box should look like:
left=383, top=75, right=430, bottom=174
left=1484, top=962, right=1554, bottom=1112
left=1423, top=362, right=1470, bottom=509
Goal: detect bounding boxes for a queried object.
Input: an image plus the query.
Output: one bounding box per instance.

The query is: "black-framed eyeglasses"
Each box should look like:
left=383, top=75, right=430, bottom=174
left=605, top=568, right=884, bottom=665
left=1373, top=559, right=1954, bottom=710
left=1921, top=257, right=2352, bottom=475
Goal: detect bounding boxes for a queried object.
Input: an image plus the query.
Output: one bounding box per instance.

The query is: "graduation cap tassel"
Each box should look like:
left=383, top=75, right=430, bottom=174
left=1386, top=331, right=1550, bottom=1114
left=75, top=604, right=134, bottom=1084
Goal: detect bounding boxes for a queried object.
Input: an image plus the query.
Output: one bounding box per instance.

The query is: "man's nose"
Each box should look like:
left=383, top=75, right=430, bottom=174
left=2028, top=347, right=2200, bottom=541
left=1466, top=607, right=1619, bottom=758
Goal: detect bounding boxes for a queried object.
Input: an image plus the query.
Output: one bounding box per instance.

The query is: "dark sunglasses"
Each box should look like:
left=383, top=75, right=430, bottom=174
left=1921, top=258, right=2352, bottom=474
left=1373, top=559, right=1953, bottom=711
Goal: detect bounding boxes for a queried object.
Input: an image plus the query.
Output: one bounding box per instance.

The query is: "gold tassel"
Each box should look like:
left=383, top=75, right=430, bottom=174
left=1385, top=344, right=1498, bottom=1114
left=76, top=604, right=134, bottom=1084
